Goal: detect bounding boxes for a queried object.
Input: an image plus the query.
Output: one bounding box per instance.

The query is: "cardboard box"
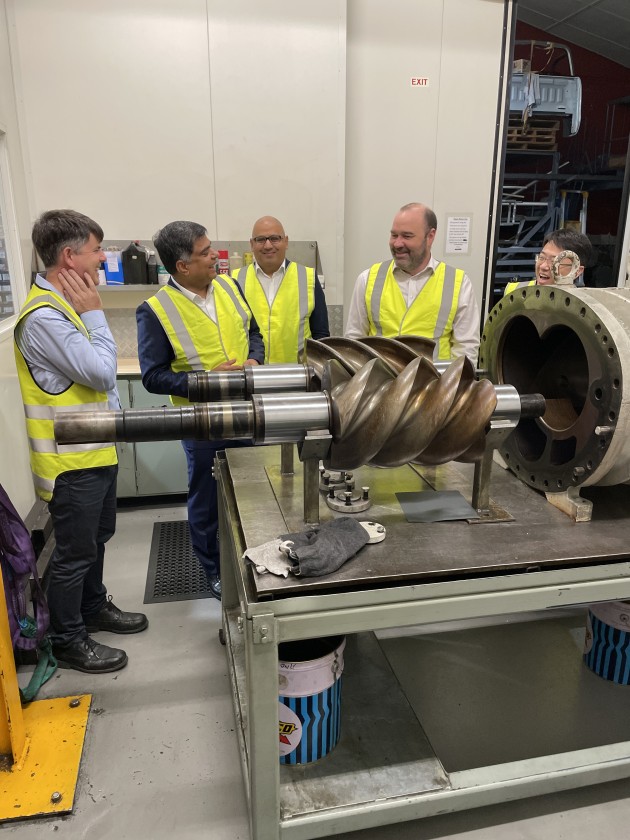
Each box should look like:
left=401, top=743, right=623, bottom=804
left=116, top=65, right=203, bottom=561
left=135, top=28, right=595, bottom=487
left=513, top=59, right=531, bottom=73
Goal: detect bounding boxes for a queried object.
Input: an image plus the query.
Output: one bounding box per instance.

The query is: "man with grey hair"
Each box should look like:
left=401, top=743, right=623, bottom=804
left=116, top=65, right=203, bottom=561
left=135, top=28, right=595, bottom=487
left=136, top=221, right=264, bottom=600
left=345, top=202, right=480, bottom=363
left=14, top=209, right=148, bottom=674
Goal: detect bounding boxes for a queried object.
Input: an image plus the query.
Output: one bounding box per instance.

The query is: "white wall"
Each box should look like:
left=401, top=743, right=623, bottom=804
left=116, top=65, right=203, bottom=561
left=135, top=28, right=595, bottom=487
left=0, top=0, right=36, bottom=516
left=10, top=0, right=347, bottom=302
left=344, top=0, right=509, bottom=320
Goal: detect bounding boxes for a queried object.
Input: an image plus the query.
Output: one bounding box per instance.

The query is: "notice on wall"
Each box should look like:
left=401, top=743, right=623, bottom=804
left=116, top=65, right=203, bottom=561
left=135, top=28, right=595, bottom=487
left=445, top=215, right=471, bottom=255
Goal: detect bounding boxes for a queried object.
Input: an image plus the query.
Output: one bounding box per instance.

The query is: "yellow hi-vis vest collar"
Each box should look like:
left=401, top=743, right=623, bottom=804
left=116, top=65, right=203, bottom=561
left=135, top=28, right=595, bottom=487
left=504, top=278, right=536, bottom=295
left=365, top=260, right=464, bottom=361
left=14, top=284, right=117, bottom=501
left=233, top=262, right=315, bottom=363
left=146, top=277, right=251, bottom=405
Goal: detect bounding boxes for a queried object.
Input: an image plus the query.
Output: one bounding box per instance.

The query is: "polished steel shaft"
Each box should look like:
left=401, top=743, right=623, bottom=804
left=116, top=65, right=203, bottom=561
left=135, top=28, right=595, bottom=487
left=187, top=364, right=315, bottom=401
left=56, top=348, right=544, bottom=470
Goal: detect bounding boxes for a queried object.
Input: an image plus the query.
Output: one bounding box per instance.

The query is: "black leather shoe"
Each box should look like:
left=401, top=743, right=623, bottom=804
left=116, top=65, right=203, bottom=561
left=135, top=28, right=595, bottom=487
left=53, top=637, right=128, bottom=673
left=208, top=576, right=221, bottom=601
left=84, top=597, right=148, bottom=634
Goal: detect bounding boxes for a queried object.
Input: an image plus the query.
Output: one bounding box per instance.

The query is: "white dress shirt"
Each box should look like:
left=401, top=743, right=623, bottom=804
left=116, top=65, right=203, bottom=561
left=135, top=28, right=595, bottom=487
left=344, top=255, right=480, bottom=363
left=252, top=260, right=288, bottom=306
left=171, top=277, right=217, bottom=322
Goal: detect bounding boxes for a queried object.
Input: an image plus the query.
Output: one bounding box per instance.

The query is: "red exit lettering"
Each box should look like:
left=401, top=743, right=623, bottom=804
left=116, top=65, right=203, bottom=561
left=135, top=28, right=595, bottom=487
left=410, top=77, right=429, bottom=87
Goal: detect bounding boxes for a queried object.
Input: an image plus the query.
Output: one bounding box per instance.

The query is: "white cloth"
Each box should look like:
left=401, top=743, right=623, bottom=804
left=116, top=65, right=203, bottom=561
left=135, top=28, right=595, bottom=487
left=171, top=276, right=217, bottom=322
left=243, top=539, right=292, bottom=577
left=344, top=255, right=480, bottom=363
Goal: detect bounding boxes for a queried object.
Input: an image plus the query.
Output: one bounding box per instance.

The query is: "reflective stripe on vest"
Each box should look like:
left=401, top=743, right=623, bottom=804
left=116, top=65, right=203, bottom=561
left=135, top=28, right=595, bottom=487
left=146, top=279, right=251, bottom=405
left=504, top=279, right=536, bottom=295
left=14, top=285, right=117, bottom=502
left=235, top=263, right=314, bottom=363
left=366, top=260, right=463, bottom=361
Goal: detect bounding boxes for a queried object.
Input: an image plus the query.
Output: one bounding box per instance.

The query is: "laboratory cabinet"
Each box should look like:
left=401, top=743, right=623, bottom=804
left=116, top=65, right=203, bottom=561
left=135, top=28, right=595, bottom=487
left=116, top=377, right=188, bottom=498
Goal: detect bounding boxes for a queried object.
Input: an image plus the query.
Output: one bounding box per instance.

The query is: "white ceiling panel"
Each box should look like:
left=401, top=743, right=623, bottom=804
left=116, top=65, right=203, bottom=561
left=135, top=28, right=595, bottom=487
left=518, top=0, right=630, bottom=68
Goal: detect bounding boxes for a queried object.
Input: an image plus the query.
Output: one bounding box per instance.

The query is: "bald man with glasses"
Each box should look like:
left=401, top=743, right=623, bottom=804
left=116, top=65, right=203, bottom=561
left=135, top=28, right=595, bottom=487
left=504, top=229, right=595, bottom=294
left=232, top=216, right=329, bottom=363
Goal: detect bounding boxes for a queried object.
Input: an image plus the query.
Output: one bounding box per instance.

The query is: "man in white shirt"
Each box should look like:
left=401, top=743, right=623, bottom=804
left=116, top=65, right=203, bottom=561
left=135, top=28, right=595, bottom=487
left=232, top=216, right=329, bottom=363
left=345, top=203, right=480, bottom=363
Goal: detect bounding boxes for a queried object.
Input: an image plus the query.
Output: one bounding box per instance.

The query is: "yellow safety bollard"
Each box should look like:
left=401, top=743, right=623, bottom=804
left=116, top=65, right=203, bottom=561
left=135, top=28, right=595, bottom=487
left=0, top=565, right=92, bottom=819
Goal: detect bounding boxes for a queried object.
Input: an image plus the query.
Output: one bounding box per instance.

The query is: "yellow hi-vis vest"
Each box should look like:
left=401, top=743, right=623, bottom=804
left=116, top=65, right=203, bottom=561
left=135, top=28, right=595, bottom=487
left=365, top=260, right=464, bottom=361
left=145, top=277, right=252, bottom=405
left=233, top=262, right=315, bottom=363
left=504, top=279, right=536, bottom=295
left=14, top=285, right=117, bottom=502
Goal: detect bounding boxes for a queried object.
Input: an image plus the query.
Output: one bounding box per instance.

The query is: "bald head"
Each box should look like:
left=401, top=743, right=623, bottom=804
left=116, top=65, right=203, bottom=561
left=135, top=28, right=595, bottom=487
left=251, top=216, right=289, bottom=275
left=390, top=203, right=437, bottom=274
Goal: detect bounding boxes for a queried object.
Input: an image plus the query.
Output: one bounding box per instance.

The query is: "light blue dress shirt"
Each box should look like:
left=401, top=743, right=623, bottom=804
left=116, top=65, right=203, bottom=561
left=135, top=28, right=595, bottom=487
left=14, top=275, right=120, bottom=409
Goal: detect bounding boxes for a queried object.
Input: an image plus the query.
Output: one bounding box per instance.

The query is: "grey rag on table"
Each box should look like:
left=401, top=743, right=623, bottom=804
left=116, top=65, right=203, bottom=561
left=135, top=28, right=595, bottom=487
left=280, top=517, right=369, bottom=577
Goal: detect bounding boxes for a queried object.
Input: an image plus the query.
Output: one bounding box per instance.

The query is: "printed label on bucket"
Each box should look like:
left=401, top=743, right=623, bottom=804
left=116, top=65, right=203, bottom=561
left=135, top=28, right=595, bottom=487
left=278, top=702, right=303, bottom=757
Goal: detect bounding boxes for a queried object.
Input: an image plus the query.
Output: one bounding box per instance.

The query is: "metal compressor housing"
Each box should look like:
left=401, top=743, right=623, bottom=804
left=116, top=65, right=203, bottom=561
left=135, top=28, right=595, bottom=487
left=480, top=285, right=630, bottom=492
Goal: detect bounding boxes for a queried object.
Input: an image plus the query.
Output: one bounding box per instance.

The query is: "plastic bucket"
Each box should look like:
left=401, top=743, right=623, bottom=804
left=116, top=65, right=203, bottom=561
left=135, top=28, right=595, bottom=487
left=584, top=602, right=630, bottom=684
left=278, top=635, right=345, bottom=765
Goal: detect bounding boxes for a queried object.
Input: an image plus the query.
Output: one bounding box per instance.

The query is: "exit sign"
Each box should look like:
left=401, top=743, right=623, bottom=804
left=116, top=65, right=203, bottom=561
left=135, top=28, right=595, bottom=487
left=410, top=77, right=429, bottom=87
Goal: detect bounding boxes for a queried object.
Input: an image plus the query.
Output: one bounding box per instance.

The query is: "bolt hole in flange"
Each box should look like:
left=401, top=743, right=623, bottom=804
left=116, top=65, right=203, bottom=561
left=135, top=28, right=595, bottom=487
left=480, top=289, right=625, bottom=491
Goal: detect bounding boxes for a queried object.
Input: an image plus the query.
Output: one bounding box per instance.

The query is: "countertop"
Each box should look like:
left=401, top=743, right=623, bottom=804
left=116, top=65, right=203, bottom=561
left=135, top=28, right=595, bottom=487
left=117, top=357, right=141, bottom=376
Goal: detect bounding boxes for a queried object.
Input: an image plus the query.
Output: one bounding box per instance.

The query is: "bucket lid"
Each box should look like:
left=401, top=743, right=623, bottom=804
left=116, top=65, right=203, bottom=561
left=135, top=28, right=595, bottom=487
left=279, top=636, right=345, bottom=665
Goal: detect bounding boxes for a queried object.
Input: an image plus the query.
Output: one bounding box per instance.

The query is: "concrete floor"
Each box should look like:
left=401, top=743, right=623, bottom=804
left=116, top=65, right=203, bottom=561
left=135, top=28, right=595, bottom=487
left=5, top=501, right=630, bottom=840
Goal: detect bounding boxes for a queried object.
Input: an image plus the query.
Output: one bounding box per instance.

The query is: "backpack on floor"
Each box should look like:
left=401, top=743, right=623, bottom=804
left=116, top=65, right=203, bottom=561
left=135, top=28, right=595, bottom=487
left=0, top=482, right=50, bottom=651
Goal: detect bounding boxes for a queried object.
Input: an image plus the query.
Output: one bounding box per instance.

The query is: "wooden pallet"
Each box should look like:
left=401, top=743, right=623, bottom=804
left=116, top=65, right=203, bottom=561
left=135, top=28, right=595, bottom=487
left=507, top=117, right=559, bottom=151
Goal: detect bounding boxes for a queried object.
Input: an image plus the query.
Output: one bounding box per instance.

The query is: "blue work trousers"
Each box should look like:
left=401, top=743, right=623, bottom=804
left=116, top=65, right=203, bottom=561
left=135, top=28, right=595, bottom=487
left=181, top=439, right=250, bottom=579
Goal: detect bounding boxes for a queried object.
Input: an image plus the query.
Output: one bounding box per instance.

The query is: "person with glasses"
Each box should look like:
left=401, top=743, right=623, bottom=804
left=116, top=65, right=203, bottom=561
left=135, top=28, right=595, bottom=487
left=504, top=229, right=595, bottom=294
left=136, top=221, right=265, bottom=601
left=232, top=216, right=329, bottom=363
left=345, top=202, right=480, bottom=363
left=13, top=209, right=148, bottom=674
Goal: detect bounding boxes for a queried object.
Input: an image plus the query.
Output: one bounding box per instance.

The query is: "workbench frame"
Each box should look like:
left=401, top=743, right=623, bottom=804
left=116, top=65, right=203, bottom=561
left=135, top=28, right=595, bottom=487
left=217, top=451, right=630, bottom=840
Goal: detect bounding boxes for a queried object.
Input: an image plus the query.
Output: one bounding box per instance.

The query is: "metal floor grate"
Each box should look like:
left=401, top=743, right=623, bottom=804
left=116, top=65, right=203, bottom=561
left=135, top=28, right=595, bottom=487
left=144, top=520, right=213, bottom=604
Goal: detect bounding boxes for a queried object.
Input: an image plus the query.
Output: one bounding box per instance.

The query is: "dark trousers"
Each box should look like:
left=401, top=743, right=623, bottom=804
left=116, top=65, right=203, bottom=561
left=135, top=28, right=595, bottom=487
left=46, top=465, right=117, bottom=646
left=181, top=439, right=250, bottom=579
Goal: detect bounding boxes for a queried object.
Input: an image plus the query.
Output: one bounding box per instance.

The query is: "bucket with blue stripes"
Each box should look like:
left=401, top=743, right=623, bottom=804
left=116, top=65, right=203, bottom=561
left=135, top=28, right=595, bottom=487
left=278, top=635, right=345, bottom=765
left=584, top=602, right=630, bottom=684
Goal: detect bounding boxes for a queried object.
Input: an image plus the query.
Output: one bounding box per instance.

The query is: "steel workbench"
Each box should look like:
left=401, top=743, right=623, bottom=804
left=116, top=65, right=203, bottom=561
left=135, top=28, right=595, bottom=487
left=218, top=446, right=630, bottom=840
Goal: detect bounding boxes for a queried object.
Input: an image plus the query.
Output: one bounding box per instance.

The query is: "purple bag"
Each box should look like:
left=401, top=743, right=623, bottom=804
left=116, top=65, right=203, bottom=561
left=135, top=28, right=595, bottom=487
left=0, top=483, right=50, bottom=650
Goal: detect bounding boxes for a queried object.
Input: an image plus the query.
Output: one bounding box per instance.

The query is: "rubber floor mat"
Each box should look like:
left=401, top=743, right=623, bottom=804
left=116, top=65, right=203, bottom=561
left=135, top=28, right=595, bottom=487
left=144, top=520, right=213, bottom=604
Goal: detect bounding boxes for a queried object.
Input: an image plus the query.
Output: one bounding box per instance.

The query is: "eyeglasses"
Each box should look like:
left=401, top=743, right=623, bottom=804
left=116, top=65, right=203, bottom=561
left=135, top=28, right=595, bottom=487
left=536, top=253, right=573, bottom=269
left=252, top=235, right=284, bottom=245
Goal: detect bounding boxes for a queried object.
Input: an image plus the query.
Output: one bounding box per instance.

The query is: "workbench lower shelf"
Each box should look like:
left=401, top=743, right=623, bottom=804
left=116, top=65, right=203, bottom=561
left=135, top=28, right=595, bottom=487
left=224, top=608, right=630, bottom=840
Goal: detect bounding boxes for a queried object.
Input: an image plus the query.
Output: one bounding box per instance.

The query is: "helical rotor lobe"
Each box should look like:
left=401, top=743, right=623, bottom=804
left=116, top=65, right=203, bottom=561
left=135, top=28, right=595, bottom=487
left=304, top=337, right=497, bottom=470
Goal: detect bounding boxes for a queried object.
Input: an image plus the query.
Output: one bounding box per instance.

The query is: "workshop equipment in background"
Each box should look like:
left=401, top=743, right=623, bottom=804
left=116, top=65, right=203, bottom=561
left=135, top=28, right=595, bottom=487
left=481, top=285, right=630, bottom=520
left=559, top=189, right=588, bottom=233
left=0, top=563, right=91, bottom=821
